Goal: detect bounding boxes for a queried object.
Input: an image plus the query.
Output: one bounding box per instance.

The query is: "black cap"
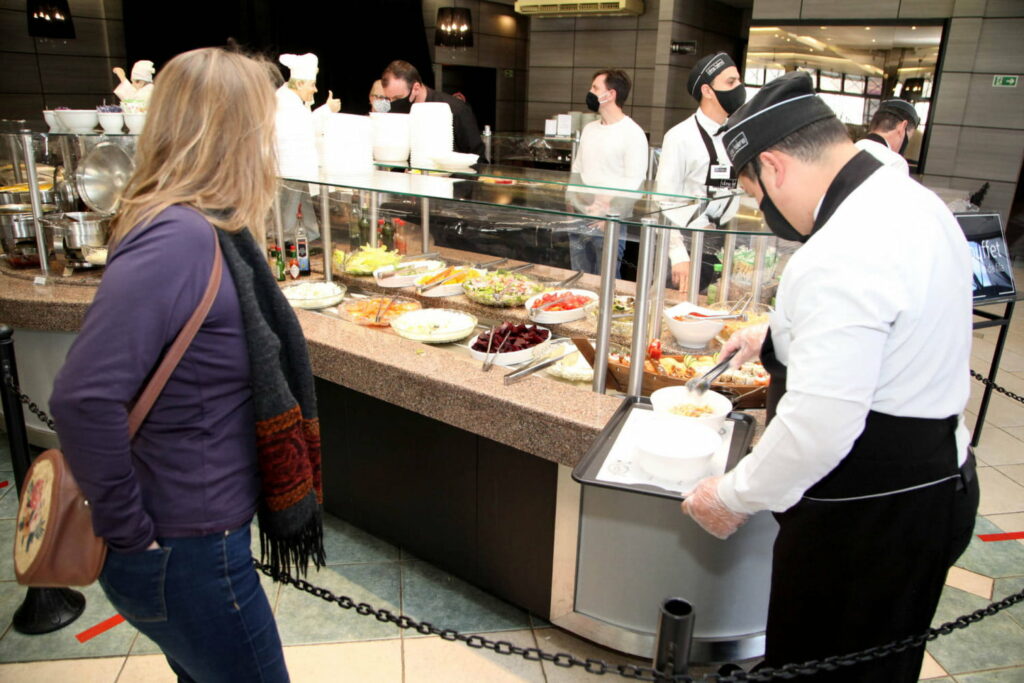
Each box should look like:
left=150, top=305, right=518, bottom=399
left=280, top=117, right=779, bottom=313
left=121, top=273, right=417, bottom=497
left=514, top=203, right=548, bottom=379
left=878, top=98, right=920, bottom=128
left=719, top=71, right=837, bottom=172
left=686, top=52, right=736, bottom=101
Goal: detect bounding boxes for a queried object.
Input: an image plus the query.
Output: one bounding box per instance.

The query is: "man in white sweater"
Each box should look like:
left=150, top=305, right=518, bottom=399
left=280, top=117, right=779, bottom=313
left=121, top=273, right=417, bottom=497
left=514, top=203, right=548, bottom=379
left=568, top=69, right=649, bottom=275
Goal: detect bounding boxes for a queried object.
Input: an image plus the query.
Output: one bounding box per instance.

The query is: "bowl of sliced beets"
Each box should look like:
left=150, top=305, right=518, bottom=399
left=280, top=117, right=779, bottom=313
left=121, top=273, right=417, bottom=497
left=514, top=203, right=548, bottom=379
left=468, top=322, right=551, bottom=366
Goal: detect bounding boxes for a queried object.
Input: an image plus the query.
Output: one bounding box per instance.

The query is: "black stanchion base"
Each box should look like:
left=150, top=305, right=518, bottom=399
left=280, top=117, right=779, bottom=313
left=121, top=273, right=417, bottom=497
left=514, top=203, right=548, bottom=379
left=12, top=587, right=86, bottom=635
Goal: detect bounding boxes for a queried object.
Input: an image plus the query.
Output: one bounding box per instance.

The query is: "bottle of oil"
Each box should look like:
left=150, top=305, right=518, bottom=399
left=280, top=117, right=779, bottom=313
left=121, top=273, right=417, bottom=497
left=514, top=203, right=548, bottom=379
left=295, top=206, right=310, bottom=275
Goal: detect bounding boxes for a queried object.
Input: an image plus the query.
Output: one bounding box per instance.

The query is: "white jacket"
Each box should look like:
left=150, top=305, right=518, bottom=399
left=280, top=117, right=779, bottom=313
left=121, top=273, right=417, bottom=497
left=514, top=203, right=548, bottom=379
left=275, top=85, right=332, bottom=183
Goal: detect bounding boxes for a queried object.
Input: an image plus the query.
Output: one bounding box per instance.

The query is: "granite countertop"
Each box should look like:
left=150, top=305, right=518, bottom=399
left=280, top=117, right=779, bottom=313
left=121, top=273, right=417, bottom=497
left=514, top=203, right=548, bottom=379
left=0, top=260, right=623, bottom=466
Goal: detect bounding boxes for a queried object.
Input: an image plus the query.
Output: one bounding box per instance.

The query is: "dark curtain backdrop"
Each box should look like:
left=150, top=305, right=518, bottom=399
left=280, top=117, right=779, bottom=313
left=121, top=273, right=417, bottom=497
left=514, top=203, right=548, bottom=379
left=122, top=1, right=434, bottom=115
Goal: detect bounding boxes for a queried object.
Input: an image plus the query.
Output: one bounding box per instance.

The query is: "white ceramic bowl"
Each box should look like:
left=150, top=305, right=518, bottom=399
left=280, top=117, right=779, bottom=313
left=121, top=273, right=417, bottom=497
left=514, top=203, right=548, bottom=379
left=664, top=302, right=725, bottom=349
left=373, top=260, right=446, bottom=288
left=97, top=112, right=124, bottom=134
left=649, top=386, right=733, bottom=433
left=42, top=110, right=63, bottom=132
left=124, top=112, right=146, bottom=134
left=55, top=109, right=98, bottom=133
left=391, top=308, right=478, bottom=344
left=635, top=419, right=722, bottom=482
left=524, top=289, right=599, bottom=324
left=373, top=146, right=410, bottom=163
left=467, top=326, right=551, bottom=366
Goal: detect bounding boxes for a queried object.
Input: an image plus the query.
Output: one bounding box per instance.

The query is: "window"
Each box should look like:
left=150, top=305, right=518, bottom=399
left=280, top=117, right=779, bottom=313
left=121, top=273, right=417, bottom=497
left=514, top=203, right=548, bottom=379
left=866, top=76, right=883, bottom=96
left=744, top=67, right=765, bottom=86
left=819, top=71, right=842, bottom=92
left=843, top=75, right=865, bottom=95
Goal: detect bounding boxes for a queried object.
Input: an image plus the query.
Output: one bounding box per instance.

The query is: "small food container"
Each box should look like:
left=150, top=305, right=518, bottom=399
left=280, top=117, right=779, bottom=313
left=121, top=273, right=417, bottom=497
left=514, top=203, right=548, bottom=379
left=281, top=281, right=347, bottom=309
left=468, top=324, right=551, bottom=366
left=123, top=112, right=146, bottom=134
left=98, top=112, right=124, bottom=134
left=635, top=419, right=722, bottom=482
left=372, top=260, right=445, bottom=288
left=664, top=302, right=725, bottom=349
left=55, top=109, right=99, bottom=134
left=649, top=386, right=733, bottom=433
left=524, top=289, right=598, bottom=324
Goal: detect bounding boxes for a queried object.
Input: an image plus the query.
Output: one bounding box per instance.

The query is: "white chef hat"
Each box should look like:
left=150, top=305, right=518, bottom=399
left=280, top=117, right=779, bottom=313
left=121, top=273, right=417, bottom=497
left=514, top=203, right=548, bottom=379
left=279, top=53, right=319, bottom=82
left=131, top=60, right=155, bottom=83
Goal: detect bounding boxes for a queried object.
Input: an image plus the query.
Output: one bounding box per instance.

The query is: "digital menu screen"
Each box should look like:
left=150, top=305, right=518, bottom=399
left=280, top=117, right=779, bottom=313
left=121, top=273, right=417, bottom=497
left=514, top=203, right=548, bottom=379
left=956, top=213, right=1016, bottom=303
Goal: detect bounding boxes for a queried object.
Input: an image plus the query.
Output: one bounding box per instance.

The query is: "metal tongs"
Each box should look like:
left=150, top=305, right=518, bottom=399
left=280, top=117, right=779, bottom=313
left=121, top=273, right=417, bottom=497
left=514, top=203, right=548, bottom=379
left=417, top=268, right=460, bottom=293
left=685, top=349, right=738, bottom=396
left=372, top=296, right=395, bottom=323
left=474, top=257, right=509, bottom=269
left=481, top=327, right=513, bottom=372
left=503, top=342, right=577, bottom=385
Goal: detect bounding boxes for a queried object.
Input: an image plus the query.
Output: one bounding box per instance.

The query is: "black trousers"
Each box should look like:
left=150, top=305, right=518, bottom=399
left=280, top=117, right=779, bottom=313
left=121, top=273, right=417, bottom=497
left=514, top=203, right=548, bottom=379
left=761, top=468, right=979, bottom=682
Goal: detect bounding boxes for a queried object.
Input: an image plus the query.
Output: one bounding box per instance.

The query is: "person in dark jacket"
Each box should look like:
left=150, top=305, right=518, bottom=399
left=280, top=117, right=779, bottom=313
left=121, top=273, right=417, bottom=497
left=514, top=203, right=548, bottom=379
left=51, top=46, right=325, bottom=683
left=381, top=59, right=488, bottom=161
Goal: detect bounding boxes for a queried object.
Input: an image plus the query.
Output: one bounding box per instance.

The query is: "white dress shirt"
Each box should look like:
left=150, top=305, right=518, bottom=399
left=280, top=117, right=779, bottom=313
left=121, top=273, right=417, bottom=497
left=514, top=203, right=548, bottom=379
left=717, top=166, right=973, bottom=515
left=656, top=109, right=733, bottom=265
left=114, top=81, right=153, bottom=106
left=855, top=137, right=910, bottom=175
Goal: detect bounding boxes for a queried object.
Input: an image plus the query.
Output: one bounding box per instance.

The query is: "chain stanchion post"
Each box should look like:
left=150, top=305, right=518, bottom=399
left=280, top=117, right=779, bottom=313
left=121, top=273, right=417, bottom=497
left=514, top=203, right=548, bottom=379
left=0, top=325, right=87, bottom=635
left=653, top=598, right=694, bottom=678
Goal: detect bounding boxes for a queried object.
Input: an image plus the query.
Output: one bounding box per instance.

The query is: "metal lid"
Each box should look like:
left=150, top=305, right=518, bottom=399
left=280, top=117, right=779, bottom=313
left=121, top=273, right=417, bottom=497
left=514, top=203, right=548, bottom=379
left=75, top=142, right=134, bottom=216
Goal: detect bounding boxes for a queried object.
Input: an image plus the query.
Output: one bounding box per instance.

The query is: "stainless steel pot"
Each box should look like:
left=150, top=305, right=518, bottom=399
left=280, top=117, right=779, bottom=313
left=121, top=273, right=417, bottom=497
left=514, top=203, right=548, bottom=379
left=59, top=212, right=110, bottom=250
left=0, top=189, right=56, bottom=206
left=1, top=213, right=37, bottom=241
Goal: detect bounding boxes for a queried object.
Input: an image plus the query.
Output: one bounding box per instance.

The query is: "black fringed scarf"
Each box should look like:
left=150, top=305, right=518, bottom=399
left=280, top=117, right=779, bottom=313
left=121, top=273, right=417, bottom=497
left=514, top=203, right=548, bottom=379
left=216, top=228, right=325, bottom=579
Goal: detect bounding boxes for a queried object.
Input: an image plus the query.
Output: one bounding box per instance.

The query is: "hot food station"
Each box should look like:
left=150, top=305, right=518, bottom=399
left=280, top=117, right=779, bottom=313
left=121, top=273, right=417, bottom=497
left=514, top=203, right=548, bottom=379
left=0, top=122, right=783, bottom=664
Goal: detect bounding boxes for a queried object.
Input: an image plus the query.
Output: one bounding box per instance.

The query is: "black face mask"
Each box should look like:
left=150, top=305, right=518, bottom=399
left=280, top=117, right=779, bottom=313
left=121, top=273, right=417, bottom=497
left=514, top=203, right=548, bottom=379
left=585, top=92, right=601, bottom=112
left=713, top=84, right=746, bottom=116
left=389, top=93, right=413, bottom=114
left=755, top=165, right=806, bottom=243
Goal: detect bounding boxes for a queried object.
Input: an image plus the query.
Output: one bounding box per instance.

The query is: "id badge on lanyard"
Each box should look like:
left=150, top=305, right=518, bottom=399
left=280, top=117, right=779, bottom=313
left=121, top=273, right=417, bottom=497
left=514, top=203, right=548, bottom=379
left=709, top=164, right=737, bottom=190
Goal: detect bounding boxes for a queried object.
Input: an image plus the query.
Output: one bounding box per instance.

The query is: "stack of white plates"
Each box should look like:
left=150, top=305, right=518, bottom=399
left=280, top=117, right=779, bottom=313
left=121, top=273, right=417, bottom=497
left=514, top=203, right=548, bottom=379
left=409, top=102, right=453, bottom=169
left=319, top=114, right=373, bottom=176
left=370, top=113, right=411, bottom=163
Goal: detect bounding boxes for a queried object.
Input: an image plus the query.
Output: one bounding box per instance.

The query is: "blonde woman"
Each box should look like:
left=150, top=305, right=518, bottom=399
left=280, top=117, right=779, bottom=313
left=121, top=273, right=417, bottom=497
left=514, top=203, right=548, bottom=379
left=51, top=47, right=325, bottom=683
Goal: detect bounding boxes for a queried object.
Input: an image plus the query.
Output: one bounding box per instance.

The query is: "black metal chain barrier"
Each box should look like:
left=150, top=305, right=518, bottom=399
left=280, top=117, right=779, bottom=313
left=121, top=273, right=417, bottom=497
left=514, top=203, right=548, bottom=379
left=971, top=369, right=1024, bottom=405
left=5, top=377, right=56, bottom=431
left=255, top=560, right=1024, bottom=682
left=7, top=373, right=1024, bottom=678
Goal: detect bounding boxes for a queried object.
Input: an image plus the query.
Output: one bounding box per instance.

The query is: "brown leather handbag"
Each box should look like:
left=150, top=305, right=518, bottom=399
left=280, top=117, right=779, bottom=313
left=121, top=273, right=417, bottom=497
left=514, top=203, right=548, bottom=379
left=14, top=234, right=223, bottom=587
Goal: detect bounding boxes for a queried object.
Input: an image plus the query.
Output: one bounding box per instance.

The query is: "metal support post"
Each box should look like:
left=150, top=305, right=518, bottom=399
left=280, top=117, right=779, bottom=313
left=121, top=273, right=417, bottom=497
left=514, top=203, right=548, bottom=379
left=648, top=224, right=670, bottom=344
left=0, top=325, right=87, bottom=635
left=653, top=598, right=695, bottom=678
left=973, top=300, right=1016, bottom=446
left=369, top=192, right=379, bottom=248
left=750, top=234, right=768, bottom=305
left=687, top=230, right=703, bottom=304
left=7, top=134, right=24, bottom=184
left=628, top=219, right=657, bottom=396
left=319, top=185, right=332, bottom=282
left=720, top=233, right=736, bottom=304
left=21, top=132, right=50, bottom=278
left=272, top=189, right=285, bottom=254
left=420, top=197, right=430, bottom=255
left=592, top=213, right=620, bottom=394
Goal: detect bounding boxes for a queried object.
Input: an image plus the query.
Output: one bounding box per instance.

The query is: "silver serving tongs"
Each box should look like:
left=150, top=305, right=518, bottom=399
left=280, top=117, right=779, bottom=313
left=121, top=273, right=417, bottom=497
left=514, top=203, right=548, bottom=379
left=372, top=296, right=395, bottom=323
left=474, top=257, right=509, bottom=269
left=553, top=270, right=585, bottom=289
left=417, top=269, right=460, bottom=293
left=505, top=263, right=534, bottom=274
left=503, top=342, right=577, bottom=385
left=685, top=349, right=738, bottom=396
left=482, top=327, right=513, bottom=372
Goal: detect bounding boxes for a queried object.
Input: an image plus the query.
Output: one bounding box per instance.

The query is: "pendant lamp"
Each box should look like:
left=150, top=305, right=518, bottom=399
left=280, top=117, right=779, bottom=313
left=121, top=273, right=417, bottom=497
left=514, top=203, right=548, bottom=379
left=27, top=0, right=76, bottom=39
left=435, top=7, right=473, bottom=48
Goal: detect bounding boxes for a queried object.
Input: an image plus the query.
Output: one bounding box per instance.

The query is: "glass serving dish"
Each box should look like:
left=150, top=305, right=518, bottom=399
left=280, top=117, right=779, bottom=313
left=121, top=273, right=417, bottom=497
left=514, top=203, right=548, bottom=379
left=281, top=281, right=347, bottom=310
left=337, top=295, right=421, bottom=326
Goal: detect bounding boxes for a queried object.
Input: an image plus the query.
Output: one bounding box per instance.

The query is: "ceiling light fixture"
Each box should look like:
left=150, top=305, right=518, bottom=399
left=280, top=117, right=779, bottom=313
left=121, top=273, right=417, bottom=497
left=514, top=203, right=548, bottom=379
left=26, top=0, right=75, bottom=39
left=435, top=7, right=473, bottom=48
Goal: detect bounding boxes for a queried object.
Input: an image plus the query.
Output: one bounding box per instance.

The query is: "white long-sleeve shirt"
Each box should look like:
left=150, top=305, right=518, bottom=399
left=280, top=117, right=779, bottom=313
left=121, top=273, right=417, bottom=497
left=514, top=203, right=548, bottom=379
left=571, top=116, right=648, bottom=191
left=656, top=109, right=732, bottom=265
left=855, top=137, right=910, bottom=175
left=717, top=166, right=973, bottom=515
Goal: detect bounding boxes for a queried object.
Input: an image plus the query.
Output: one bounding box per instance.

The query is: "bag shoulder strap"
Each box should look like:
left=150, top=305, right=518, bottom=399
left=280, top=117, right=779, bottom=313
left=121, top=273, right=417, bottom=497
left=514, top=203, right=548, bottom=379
left=126, top=229, right=223, bottom=437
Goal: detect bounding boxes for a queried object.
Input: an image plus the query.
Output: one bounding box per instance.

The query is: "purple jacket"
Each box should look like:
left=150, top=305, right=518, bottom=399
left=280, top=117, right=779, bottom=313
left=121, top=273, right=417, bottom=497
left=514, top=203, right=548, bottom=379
left=51, top=206, right=260, bottom=553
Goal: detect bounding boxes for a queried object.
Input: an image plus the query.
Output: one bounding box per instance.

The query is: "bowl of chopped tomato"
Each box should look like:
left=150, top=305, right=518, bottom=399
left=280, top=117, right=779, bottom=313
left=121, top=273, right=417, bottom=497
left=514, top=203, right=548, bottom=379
left=524, top=289, right=598, bottom=324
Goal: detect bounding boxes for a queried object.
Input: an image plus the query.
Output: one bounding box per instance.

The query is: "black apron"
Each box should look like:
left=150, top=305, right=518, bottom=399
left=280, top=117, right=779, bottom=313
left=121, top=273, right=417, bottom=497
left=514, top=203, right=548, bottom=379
left=758, top=151, right=979, bottom=682
left=689, top=120, right=736, bottom=288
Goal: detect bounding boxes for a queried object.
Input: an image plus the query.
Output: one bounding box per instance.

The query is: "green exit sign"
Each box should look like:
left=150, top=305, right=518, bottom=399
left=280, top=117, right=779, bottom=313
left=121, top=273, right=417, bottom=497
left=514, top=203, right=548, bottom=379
left=992, top=75, right=1018, bottom=87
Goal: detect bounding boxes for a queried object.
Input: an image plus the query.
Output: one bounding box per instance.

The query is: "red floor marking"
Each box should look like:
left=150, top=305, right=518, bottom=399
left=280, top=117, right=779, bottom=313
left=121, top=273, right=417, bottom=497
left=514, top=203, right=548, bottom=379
left=978, top=531, right=1024, bottom=542
left=75, top=614, right=125, bottom=643
left=0, top=481, right=8, bottom=488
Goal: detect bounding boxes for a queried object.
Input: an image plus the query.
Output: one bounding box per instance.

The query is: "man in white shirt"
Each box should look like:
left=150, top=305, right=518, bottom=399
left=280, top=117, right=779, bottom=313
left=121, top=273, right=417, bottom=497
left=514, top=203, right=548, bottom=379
left=682, top=72, right=978, bottom=681
left=275, top=52, right=340, bottom=240
left=568, top=69, right=649, bottom=275
left=656, top=52, right=746, bottom=292
left=854, top=98, right=920, bottom=175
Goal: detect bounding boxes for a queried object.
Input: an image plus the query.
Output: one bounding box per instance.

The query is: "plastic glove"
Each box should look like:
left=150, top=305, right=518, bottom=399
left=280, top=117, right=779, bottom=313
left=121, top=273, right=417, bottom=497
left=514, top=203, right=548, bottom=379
left=719, top=322, right=768, bottom=369
left=681, top=476, right=749, bottom=540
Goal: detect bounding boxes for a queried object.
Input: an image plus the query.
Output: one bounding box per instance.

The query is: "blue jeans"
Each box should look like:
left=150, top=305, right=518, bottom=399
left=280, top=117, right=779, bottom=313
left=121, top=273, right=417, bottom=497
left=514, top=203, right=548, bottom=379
left=569, top=233, right=626, bottom=277
left=99, top=524, right=288, bottom=683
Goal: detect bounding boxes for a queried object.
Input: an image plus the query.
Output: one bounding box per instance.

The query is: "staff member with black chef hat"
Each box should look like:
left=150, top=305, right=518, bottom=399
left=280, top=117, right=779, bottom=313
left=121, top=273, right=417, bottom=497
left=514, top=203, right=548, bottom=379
left=855, top=98, right=921, bottom=175
left=656, top=52, right=745, bottom=292
left=680, top=71, right=978, bottom=682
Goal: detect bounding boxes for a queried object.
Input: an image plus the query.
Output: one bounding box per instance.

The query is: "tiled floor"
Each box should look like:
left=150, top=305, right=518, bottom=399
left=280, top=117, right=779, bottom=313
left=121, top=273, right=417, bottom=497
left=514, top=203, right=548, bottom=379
left=0, top=276, right=1022, bottom=681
